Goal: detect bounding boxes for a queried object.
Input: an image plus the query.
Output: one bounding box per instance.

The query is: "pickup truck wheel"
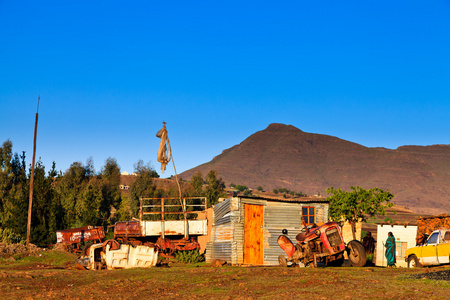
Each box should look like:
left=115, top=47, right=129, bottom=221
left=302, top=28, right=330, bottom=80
left=347, top=240, right=367, bottom=267
left=407, top=255, right=422, bottom=268
left=278, top=255, right=288, bottom=268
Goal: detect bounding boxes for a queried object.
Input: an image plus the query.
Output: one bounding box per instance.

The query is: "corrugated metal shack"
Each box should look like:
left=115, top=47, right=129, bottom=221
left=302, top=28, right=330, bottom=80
left=205, top=195, right=329, bottom=266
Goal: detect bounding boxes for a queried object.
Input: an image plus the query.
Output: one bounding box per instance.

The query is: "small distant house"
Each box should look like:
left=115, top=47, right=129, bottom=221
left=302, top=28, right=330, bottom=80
left=205, top=195, right=329, bottom=266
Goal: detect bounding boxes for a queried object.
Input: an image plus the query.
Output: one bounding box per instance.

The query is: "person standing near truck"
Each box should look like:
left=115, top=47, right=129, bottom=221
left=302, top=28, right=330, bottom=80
left=384, top=232, right=396, bottom=267
left=363, top=232, right=375, bottom=254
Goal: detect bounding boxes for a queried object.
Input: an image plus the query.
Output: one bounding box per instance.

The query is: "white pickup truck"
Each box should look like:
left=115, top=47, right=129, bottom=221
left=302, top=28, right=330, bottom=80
left=406, top=228, right=450, bottom=268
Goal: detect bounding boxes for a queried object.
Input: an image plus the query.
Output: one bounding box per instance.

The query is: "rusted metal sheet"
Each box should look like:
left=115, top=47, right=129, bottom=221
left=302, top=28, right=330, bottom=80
left=214, top=225, right=234, bottom=241
left=114, top=221, right=143, bottom=237
left=56, top=226, right=104, bottom=244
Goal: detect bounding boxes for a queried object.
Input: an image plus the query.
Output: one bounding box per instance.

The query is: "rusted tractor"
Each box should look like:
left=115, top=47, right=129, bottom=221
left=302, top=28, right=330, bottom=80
left=277, top=221, right=366, bottom=268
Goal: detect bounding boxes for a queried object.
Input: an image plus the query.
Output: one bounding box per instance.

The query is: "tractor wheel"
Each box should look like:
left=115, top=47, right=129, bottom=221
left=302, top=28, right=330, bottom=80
left=407, top=255, right=422, bottom=268
left=278, top=255, right=288, bottom=268
left=347, top=240, right=367, bottom=267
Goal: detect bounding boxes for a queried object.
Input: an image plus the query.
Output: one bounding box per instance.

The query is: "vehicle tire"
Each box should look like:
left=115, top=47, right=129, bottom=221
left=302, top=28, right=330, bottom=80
left=407, top=255, right=422, bottom=268
left=278, top=255, right=288, bottom=268
left=347, top=240, right=367, bottom=267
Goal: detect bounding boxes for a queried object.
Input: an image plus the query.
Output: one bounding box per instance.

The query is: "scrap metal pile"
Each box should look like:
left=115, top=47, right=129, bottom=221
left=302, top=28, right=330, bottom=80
left=56, top=197, right=207, bottom=270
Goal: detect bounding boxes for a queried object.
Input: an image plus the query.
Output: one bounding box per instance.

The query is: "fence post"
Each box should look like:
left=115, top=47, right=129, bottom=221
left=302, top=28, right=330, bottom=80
left=161, top=198, right=165, bottom=239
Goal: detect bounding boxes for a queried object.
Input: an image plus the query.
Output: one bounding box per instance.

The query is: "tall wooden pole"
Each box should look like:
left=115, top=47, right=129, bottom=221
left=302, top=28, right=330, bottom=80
left=26, top=96, right=39, bottom=247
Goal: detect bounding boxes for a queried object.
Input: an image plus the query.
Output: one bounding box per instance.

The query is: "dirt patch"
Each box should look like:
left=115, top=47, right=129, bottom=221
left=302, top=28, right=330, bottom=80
left=409, top=269, right=450, bottom=281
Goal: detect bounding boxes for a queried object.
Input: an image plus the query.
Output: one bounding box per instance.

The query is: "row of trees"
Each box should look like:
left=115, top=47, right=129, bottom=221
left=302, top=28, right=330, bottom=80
left=273, top=188, right=307, bottom=197
left=0, top=140, right=225, bottom=246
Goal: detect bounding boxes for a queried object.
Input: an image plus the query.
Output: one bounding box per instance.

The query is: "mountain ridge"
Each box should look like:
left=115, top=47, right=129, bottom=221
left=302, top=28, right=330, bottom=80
left=179, top=123, right=450, bottom=215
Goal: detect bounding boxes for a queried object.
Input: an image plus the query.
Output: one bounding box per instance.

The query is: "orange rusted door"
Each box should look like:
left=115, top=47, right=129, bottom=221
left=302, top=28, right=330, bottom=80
left=244, top=204, right=264, bottom=265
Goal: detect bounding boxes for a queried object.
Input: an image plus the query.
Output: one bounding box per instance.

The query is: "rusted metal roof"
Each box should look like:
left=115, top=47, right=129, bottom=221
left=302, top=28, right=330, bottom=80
left=237, top=195, right=329, bottom=204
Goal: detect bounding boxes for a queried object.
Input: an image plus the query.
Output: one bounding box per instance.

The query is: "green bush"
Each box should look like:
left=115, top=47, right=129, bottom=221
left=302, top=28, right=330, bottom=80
left=0, top=227, right=25, bottom=244
left=175, top=250, right=204, bottom=263
left=366, top=253, right=374, bottom=262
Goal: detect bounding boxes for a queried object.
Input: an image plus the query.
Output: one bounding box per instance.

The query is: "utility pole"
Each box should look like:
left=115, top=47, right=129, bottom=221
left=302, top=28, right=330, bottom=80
left=26, top=96, right=40, bottom=247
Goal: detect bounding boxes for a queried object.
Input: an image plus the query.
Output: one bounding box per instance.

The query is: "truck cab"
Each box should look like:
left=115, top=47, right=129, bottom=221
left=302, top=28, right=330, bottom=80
left=406, top=229, right=450, bottom=267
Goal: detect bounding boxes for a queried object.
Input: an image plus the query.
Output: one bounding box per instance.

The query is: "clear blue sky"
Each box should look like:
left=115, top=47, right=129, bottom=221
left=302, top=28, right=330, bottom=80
left=1, top=1, right=449, bottom=178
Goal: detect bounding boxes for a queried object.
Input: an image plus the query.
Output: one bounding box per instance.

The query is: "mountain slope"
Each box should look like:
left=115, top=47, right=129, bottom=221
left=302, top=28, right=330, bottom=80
left=179, top=123, right=450, bottom=215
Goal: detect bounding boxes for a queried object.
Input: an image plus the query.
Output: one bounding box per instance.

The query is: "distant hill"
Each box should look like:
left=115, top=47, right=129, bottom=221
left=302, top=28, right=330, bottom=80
left=179, top=123, right=450, bottom=215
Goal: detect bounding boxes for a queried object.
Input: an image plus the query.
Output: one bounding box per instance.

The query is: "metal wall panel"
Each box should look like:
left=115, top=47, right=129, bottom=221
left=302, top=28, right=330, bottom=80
left=214, top=198, right=231, bottom=222
left=263, top=202, right=304, bottom=265
left=207, top=242, right=232, bottom=262
left=215, top=215, right=232, bottom=226
left=213, top=224, right=233, bottom=242
left=264, top=228, right=302, bottom=265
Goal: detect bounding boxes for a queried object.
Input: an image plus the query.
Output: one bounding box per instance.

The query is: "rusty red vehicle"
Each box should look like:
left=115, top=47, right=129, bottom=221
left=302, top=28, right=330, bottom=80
left=277, top=221, right=366, bottom=267
left=56, top=226, right=105, bottom=253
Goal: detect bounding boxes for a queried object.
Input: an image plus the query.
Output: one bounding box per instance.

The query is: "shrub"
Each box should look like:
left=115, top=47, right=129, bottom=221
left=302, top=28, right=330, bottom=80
left=175, top=250, right=204, bottom=263
left=0, top=228, right=25, bottom=244
left=235, top=185, right=248, bottom=192
left=243, top=189, right=252, bottom=196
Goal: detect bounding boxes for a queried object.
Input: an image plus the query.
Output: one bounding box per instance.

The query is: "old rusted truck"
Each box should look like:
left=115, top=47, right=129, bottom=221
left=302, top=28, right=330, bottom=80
left=277, top=221, right=366, bottom=267
left=114, top=197, right=208, bottom=256
left=56, top=226, right=105, bottom=253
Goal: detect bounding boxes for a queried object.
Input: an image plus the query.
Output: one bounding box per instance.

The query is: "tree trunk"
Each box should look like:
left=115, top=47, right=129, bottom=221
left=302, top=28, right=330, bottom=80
left=351, top=221, right=356, bottom=240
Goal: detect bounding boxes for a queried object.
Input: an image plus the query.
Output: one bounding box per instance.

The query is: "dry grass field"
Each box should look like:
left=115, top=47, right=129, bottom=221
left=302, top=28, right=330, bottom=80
left=1, top=249, right=449, bottom=299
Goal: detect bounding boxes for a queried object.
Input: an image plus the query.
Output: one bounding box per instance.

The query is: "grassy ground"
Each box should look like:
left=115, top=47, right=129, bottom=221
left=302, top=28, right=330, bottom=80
left=1, top=250, right=449, bottom=299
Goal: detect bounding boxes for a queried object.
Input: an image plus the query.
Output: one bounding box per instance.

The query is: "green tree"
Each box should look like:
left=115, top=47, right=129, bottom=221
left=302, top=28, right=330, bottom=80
left=47, top=162, right=64, bottom=239
left=327, top=186, right=394, bottom=240
left=79, top=177, right=104, bottom=226
left=100, top=157, right=122, bottom=224
left=129, top=160, right=159, bottom=217
left=190, top=171, right=204, bottom=196
left=205, top=170, right=226, bottom=206
left=1, top=149, right=28, bottom=241
left=256, top=186, right=263, bottom=192
left=30, top=160, right=56, bottom=245
left=116, top=195, right=132, bottom=221
left=54, top=161, right=89, bottom=228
